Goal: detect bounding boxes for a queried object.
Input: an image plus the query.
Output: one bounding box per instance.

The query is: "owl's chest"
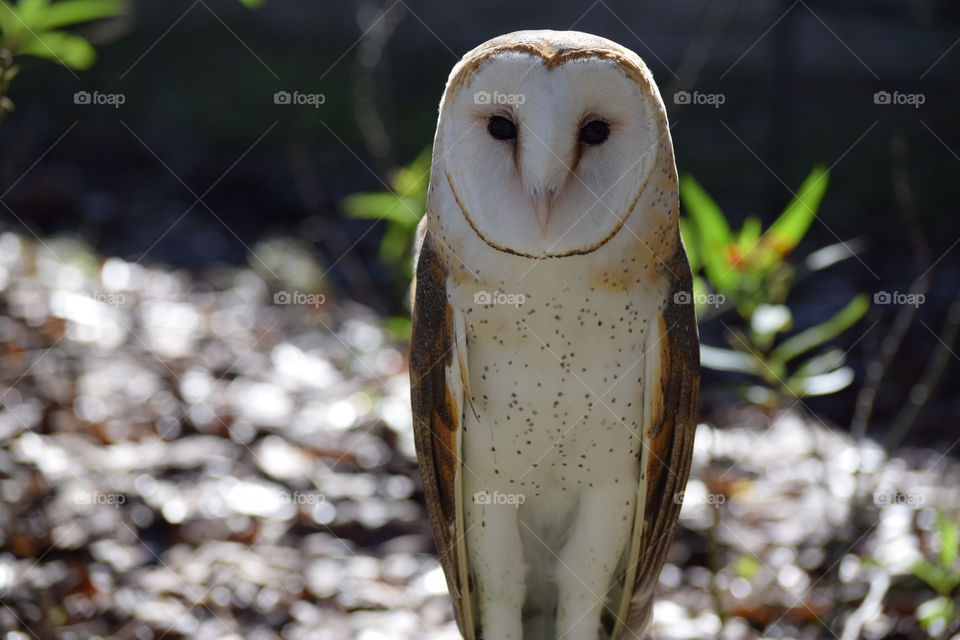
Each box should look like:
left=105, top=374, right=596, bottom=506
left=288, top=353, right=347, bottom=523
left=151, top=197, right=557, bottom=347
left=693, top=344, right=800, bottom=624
left=455, top=270, right=658, bottom=357
left=452, top=273, right=660, bottom=485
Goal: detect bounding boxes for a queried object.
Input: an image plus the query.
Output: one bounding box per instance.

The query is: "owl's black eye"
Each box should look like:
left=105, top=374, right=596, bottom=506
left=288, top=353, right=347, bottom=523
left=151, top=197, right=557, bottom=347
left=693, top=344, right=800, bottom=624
left=579, top=120, right=610, bottom=146
left=487, top=115, right=517, bottom=141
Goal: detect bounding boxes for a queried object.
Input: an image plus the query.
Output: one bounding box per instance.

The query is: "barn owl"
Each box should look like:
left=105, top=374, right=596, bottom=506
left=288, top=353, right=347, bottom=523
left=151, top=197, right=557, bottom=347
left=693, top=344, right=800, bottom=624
left=410, top=30, right=699, bottom=640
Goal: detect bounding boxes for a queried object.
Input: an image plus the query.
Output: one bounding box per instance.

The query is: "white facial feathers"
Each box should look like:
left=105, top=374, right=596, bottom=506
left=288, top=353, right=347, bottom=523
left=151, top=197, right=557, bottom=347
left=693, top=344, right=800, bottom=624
left=433, top=37, right=670, bottom=259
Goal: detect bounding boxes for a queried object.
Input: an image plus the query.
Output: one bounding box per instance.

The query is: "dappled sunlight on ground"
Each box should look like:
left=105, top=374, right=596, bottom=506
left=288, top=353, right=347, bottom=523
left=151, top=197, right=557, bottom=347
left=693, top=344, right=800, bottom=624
left=0, top=234, right=956, bottom=639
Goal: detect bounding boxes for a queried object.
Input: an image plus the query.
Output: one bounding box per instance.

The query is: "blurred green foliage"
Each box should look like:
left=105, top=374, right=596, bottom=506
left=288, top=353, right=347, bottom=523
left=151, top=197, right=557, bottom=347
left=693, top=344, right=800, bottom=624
left=0, top=0, right=128, bottom=118
left=0, top=0, right=127, bottom=70
left=341, top=147, right=431, bottom=340
left=341, top=146, right=430, bottom=283
left=0, top=0, right=259, bottom=119
left=733, top=554, right=761, bottom=581
left=680, top=166, right=869, bottom=404
left=340, top=147, right=431, bottom=282
left=912, top=512, right=960, bottom=636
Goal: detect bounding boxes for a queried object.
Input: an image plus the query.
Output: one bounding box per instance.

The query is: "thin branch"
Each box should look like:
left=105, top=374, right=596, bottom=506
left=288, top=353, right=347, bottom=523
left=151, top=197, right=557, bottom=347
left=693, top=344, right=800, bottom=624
left=351, top=0, right=406, bottom=177
left=0, top=49, right=17, bottom=123
left=850, top=131, right=932, bottom=442
left=885, top=294, right=960, bottom=452
left=665, top=0, right=739, bottom=113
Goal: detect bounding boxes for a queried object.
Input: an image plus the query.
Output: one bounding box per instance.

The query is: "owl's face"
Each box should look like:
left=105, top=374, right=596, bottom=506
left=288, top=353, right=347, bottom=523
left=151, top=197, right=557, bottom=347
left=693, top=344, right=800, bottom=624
left=437, top=43, right=662, bottom=258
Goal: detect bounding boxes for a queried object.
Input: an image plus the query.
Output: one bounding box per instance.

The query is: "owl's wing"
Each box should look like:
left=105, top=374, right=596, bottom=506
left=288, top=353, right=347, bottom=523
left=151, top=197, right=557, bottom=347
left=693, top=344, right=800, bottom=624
left=409, top=226, right=476, bottom=639
left=616, top=243, right=700, bottom=637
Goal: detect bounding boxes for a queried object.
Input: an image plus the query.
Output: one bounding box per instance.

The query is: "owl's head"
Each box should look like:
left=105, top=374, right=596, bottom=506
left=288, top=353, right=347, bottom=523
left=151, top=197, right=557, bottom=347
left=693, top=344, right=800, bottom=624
left=431, top=30, right=674, bottom=259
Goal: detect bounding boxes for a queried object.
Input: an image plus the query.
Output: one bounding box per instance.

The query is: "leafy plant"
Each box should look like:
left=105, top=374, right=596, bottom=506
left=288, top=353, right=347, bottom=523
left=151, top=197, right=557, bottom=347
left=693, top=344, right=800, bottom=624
left=911, top=512, right=960, bottom=637
left=680, top=166, right=869, bottom=403
left=340, top=146, right=430, bottom=339
left=0, top=0, right=127, bottom=68
left=0, top=0, right=128, bottom=117
left=341, top=145, right=430, bottom=281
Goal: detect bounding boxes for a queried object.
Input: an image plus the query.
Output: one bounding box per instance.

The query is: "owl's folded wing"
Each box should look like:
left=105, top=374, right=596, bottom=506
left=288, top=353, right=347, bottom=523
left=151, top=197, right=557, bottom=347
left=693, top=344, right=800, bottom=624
left=409, top=229, right=475, bottom=639
left=617, top=243, right=700, bottom=637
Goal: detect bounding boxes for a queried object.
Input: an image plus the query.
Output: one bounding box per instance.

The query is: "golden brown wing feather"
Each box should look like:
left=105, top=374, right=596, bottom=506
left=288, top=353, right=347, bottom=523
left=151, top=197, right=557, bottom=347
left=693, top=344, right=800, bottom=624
left=409, top=230, right=473, bottom=637
left=622, top=241, right=700, bottom=636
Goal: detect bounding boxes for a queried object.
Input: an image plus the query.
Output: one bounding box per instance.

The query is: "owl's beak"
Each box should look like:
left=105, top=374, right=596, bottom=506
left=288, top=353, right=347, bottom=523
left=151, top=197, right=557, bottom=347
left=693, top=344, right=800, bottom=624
left=535, top=193, right=552, bottom=233
left=533, top=189, right=557, bottom=235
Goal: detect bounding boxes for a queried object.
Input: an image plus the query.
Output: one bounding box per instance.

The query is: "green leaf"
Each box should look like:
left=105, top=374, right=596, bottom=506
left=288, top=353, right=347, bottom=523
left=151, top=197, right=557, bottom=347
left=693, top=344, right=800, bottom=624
left=691, top=276, right=709, bottom=319
left=804, top=238, right=866, bottom=272
left=380, top=221, right=411, bottom=267
left=680, top=175, right=731, bottom=244
left=765, top=165, right=829, bottom=255
left=0, top=1, right=19, bottom=37
left=793, top=348, right=846, bottom=377
left=769, top=294, right=869, bottom=366
left=17, top=29, right=96, bottom=69
left=787, top=366, right=854, bottom=396
left=738, top=215, right=761, bottom=251
left=236, top=0, right=265, bottom=7
left=391, top=146, right=431, bottom=196
left=342, top=192, right=421, bottom=226
left=34, top=0, right=126, bottom=30
left=383, top=315, right=412, bottom=341
left=937, top=513, right=959, bottom=569
left=679, top=174, right=735, bottom=293
left=912, top=560, right=945, bottom=591
left=700, top=344, right=758, bottom=375
left=745, top=385, right=779, bottom=406
left=16, top=0, right=50, bottom=28
left=750, top=304, right=792, bottom=337
left=917, top=596, right=953, bottom=634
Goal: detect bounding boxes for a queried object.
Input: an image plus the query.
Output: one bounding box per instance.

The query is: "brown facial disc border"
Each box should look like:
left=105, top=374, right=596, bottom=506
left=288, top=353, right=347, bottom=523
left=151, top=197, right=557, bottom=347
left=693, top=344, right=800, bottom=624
left=442, top=42, right=662, bottom=260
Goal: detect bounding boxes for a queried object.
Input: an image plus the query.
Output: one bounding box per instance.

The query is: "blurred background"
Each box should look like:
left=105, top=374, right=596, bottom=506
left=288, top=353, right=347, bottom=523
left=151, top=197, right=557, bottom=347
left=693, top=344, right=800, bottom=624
left=0, top=1, right=958, bottom=638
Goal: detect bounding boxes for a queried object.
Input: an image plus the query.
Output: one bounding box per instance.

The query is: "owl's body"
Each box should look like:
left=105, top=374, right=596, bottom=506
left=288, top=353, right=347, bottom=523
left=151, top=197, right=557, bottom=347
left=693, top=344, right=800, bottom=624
left=457, top=266, right=660, bottom=639
left=411, top=31, right=699, bottom=640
